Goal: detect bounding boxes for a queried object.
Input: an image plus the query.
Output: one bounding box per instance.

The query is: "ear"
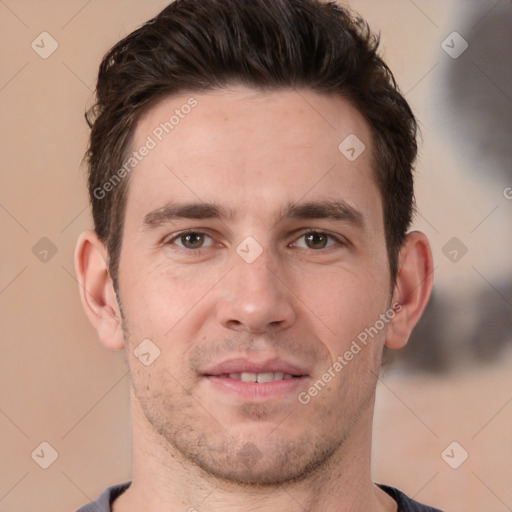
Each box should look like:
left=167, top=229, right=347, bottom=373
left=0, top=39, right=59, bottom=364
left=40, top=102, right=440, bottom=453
left=74, top=230, right=125, bottom=351
left=385, top=231, right=434, bottom=350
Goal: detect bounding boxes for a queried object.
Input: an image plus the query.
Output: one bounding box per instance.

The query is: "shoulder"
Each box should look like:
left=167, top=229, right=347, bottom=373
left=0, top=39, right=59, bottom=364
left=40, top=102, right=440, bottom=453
left=76, top=481, right=132, bottom=512
left=378, top=484, right=444, bottom=512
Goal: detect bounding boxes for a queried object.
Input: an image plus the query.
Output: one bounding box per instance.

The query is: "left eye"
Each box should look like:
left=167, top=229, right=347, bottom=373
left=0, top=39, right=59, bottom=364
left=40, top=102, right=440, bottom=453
left=293, top=232, right=338, bottom=250
left=171, top=232, right=214, bottom=249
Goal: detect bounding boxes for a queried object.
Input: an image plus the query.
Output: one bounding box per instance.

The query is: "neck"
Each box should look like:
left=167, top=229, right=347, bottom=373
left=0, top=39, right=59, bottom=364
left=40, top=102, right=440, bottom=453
left=113, top=388, right=396, bottom=512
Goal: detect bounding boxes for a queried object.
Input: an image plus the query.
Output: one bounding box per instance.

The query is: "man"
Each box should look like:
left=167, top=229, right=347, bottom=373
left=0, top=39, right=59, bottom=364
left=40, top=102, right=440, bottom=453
left=74, top=0, right=440, bottom=510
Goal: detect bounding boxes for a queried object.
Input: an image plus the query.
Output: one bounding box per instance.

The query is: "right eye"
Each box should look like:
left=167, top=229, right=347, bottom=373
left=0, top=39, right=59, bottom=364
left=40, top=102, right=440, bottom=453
left=167, top=231, right=214, bottom=250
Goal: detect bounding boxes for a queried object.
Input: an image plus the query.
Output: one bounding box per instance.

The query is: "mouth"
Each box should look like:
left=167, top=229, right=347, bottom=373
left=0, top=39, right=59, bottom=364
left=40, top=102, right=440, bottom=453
left=218, top=371, right=299, bottom=382
left=202, top=358, right=310, bottom=401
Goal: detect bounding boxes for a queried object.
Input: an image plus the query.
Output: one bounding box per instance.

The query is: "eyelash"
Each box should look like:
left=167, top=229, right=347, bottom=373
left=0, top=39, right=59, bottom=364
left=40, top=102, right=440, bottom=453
left=164, top=229, right=345, bottom=252
left=291, top=229, right=344, bottom=249
left=164, top=229, right=215, bottom=251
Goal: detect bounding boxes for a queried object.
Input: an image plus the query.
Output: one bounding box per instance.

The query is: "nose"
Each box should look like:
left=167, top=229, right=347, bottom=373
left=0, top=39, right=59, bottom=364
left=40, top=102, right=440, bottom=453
left=215, top=250, right=296, bottom=334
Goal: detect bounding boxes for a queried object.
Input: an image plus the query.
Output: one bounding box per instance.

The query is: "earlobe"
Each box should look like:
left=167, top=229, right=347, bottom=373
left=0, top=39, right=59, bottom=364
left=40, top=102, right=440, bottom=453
left=385, top=231, right=434, bottom=350
left=74, top=231, right=125, bottom=351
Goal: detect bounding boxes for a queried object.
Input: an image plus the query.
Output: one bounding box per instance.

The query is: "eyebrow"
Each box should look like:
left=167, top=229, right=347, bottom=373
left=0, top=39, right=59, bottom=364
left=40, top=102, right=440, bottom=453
left=142, top=202, right=234, bottom=230
left=141, top=199, right=364, bottom=230
left=282, top=200, right=364, bottom=227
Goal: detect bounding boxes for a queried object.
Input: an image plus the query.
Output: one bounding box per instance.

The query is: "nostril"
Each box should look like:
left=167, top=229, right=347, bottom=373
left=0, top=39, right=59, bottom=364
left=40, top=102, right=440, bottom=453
left=225, top=319, right=244, bottom=330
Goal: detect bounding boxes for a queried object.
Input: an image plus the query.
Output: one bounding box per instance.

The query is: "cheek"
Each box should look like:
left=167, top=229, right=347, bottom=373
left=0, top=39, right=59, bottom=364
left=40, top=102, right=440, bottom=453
left=294, top=265, right=390, bottom=352
left=120, top=259, right=200, bottom=331
left=129, top=360, right=200, bottom=429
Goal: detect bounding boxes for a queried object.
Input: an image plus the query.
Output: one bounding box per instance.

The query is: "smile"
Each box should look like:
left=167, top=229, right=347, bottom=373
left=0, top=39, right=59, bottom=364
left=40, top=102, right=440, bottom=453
left=224, top=372, right=298, bottom=382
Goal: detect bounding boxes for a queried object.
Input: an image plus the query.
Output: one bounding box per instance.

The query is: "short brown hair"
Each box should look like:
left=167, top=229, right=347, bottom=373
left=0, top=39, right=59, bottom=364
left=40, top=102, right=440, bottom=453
left=85, top=0, right=417, bottom=287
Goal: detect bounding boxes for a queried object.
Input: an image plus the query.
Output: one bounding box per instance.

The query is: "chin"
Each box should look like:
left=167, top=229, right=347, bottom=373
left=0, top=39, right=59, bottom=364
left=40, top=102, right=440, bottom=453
left=182, top=433, right=342, bottom=487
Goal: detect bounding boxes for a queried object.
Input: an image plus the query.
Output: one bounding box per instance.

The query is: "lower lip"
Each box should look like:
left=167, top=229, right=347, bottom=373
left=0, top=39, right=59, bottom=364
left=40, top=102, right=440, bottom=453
left=205, top=376, right=307, bottom=401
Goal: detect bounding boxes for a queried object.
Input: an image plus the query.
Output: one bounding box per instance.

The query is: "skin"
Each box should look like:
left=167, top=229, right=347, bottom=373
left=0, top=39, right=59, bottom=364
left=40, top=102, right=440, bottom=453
left=75, top=86, right=433, bottom=512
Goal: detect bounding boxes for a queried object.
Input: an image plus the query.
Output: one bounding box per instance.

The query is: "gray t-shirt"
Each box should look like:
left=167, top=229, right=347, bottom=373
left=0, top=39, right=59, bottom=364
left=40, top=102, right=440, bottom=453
left=76, top=481, right=443, bottom=511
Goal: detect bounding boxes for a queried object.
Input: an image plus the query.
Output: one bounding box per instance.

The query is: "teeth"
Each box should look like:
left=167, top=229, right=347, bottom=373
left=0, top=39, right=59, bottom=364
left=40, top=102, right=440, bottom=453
left=256, top=372, right=274, bottom=383
left=228, top=372, right=296, bottom=382
left=241, top=372, right=257, bottom=383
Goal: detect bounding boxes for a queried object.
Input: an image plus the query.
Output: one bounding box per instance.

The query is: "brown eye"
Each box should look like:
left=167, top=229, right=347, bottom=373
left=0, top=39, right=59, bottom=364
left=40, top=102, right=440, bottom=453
left=181, top=233, right=204, bottom=248
left=292, top=231, right=340, bottom=250
left=304, top=232, right=329, bottom=249
left=178, top=232, right=206, bottom=249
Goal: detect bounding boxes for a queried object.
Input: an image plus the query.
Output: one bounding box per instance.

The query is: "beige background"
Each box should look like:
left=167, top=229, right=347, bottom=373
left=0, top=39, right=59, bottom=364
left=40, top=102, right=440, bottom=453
left=0, top=1, right=511, bottom=511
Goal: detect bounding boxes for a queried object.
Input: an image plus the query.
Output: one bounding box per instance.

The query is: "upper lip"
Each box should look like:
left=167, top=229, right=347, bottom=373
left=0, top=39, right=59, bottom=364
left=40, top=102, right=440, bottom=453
left=202, top=357, right=310, bottom=377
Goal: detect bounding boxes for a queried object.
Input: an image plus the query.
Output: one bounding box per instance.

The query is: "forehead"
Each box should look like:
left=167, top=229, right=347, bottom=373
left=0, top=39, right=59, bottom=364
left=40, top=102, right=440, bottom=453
left=124, top=86, right=380, bottom=229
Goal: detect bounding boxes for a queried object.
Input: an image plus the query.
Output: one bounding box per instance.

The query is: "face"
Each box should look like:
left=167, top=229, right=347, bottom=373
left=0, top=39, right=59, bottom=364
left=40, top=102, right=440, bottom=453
left=117, top=87, right=393, bottom=485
